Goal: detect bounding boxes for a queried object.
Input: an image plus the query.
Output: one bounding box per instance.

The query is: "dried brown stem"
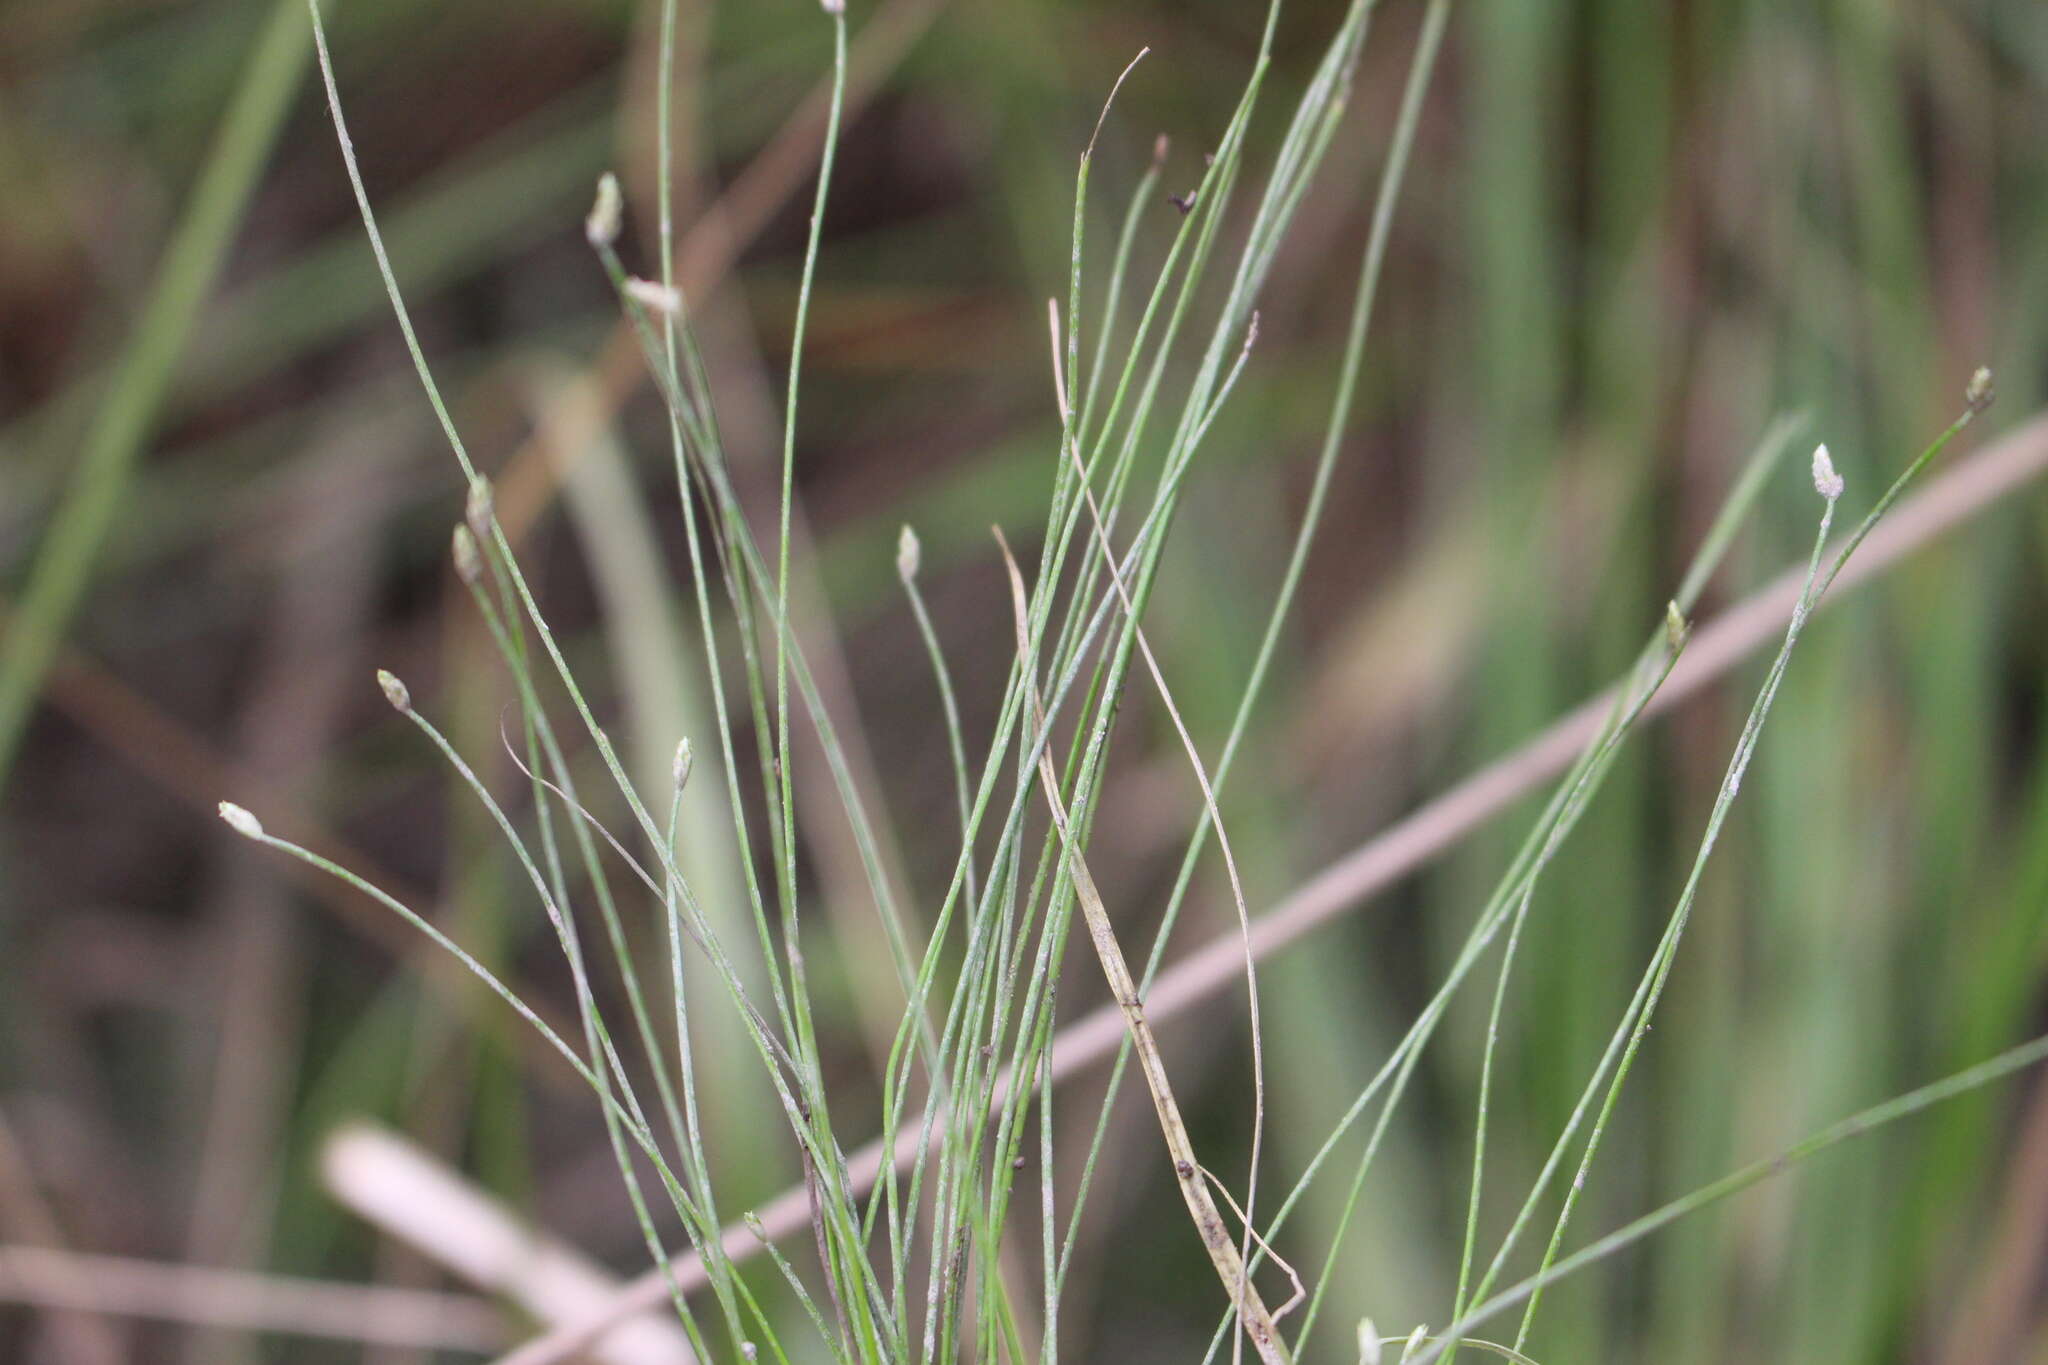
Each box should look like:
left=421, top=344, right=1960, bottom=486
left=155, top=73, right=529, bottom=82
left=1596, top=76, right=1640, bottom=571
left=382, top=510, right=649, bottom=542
left=992, top=529, right=1292, bottom=1365
left=1045, top=294, right=1275, bottom=1359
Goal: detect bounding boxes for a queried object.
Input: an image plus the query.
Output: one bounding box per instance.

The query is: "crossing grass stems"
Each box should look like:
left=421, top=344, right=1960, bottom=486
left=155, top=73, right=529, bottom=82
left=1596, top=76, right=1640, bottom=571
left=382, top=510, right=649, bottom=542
left=216, top=1, right=2044, bottom=1360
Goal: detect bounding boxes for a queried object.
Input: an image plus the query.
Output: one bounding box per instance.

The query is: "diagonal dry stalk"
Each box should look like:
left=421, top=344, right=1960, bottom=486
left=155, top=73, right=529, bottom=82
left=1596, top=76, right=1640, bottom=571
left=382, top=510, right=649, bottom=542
left=993, top=531, right=1292, bottom=1365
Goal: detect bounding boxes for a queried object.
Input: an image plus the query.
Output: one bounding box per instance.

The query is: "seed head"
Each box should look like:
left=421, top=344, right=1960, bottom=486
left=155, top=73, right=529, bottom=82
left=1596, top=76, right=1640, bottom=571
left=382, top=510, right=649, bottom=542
left=1810, top=443, right=1843, bottom=501
left=896, top=525, right=921, bottom=581
left=1665, top=599, right=1688, bottom=651
left=673, top=737, right=694, bottom=791
left=377, top=670, right=412, bottom=714
left=1966, top=365, right=1995, bottom=414
left=452, top=525, right=482, bottom=584
left=585, top=172, right=622, bottom=249
left=819, top=0, right=844, bottom=13
left=1357, top=1320, right=1381, bottom=1365
left=624, top=277, right=684, bottom=317
left=218, top=802, right=264, bottom=840
left=465, top=477, right=494, bottom=540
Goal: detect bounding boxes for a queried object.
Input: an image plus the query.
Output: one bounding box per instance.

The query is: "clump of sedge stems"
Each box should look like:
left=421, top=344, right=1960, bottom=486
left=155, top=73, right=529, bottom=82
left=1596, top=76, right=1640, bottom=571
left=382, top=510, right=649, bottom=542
left=219, top=1, right=2038, bottom=1361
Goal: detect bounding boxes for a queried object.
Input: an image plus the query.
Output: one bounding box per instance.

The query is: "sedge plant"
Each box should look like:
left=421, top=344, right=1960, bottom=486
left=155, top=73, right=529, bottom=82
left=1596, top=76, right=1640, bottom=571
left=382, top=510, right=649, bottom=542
left=216, top=1, right=2047, bottom=1361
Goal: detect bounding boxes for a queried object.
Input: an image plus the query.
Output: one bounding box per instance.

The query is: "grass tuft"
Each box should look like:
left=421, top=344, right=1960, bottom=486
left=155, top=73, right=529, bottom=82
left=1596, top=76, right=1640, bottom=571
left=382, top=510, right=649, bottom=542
left=200, top=3, right=2048, bottom=1362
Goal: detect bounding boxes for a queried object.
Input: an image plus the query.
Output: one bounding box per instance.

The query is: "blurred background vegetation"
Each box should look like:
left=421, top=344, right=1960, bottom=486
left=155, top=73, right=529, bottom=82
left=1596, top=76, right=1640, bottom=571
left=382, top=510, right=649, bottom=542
left=5, top=0, right=2048, bottom=1360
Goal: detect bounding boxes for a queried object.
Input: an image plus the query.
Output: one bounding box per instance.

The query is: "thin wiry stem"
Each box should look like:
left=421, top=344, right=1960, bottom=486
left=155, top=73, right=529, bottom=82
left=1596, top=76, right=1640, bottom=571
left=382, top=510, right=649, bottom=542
left=898, top=530, right=979, bottom=909
left=768, top=8, right=851, bottom=1140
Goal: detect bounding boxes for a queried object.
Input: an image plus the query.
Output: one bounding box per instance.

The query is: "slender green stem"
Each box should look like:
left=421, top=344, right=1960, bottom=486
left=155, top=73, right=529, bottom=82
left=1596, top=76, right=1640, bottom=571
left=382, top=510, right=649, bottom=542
left=1414, top=1031, right=2048, bottom=1364
left=0, top=0, right=312, bottom=783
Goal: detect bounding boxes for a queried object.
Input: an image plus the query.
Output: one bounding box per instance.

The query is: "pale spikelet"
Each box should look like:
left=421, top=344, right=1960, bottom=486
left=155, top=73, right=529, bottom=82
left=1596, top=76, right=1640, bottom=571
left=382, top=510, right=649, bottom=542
left=624, top=277, right=684, bottom=317
left=451, top=524, right=482, bottom=585
left=819, top=0, right=844, bottom=13
left=1357, top=1319, right=1382, bottom=1365
left=673, top=737, right=694, bottom=791
left=1400, top=1326, right=1429, bottom=1362
left=1810, top=443, right=1843, bottom=501
left=377, top=669, right=412, bottom=714
left=218, top=802, right=264, bottom=839
left=1967, top=365, right=1995, bottom=414
left=584, top=172, right=622, bottom=249
left=465, top=476, right=494, bottom=540
left=896, top=524, right=921, bottom=581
